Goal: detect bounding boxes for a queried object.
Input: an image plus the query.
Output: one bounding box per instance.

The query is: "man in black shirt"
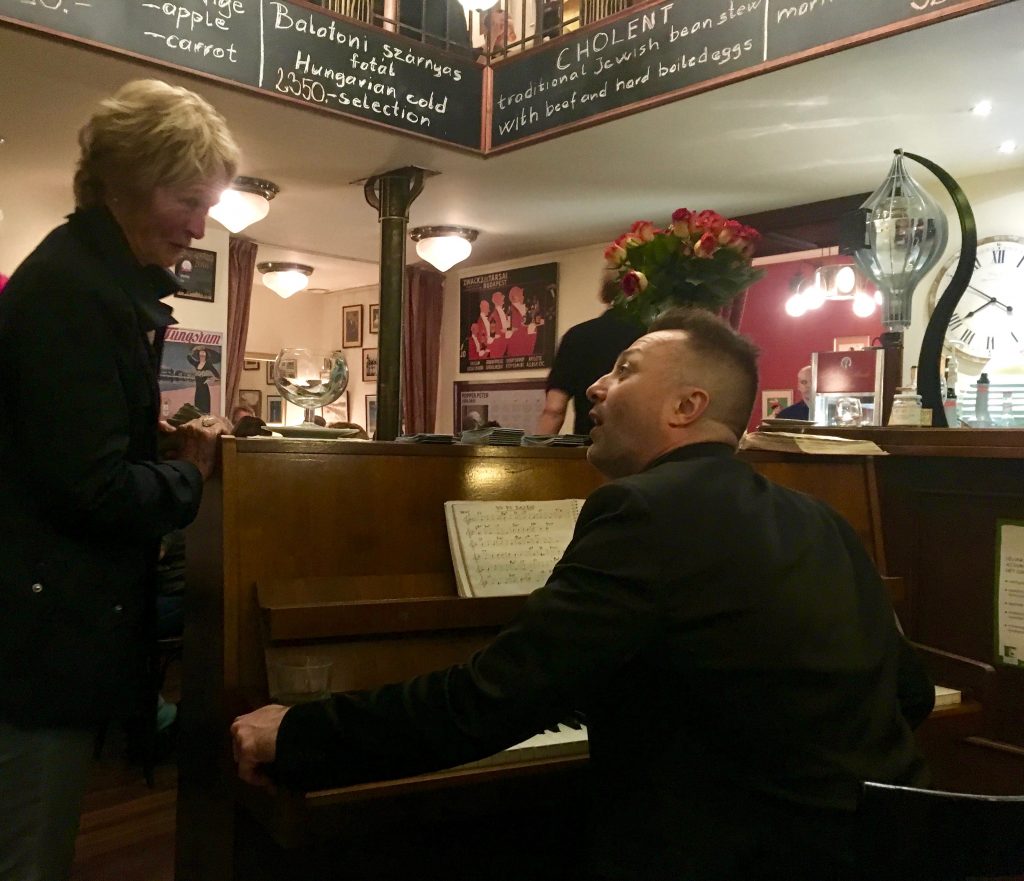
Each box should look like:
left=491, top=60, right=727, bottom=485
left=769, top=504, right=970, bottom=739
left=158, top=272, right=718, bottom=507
left=537, top=280, right=640, bottom=435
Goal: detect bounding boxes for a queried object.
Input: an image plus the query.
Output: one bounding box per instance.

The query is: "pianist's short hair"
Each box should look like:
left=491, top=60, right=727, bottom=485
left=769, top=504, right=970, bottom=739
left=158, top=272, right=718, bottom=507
left=74, top=79, right=239, bottom=209
left=648, top=307, right=759, bottom=436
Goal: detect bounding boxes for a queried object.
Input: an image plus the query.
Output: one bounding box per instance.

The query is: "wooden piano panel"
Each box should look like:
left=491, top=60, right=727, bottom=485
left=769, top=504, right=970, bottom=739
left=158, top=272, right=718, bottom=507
left=177, top=440, right=604, bottom=881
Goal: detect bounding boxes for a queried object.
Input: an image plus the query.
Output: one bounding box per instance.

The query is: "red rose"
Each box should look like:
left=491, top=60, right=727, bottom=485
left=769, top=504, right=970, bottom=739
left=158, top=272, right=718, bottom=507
left=694, top=232, right=718, bottom=257
left=621, top=270, right=648, bottom=297
left=718, top=219, right=744, bottom=246
left=629, top=220, right=657, bottom=243
left=604, top=241, right=628, bottom=268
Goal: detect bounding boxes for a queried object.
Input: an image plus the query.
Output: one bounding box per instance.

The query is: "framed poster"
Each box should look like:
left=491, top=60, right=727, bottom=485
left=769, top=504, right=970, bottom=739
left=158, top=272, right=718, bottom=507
left=173, top=247, right=217, bottom=302
left=761, top=389, right=792, bottom=419
left=459, top=262, right=558, bottom=373
left=159, top=327, right=222, bottom=417
left=243, top=358, right=259, bottom=371
left=369, top=303, right=380, bottom=334
left=362, top=348, right=379, bottom=382
left=343, top=304, right=364, bottom=348
left=321, top=392, right=349, bottom=425
left=365, top=395, right=377, bottom=437
left=453, top=379, right=547, bottom=434
left=238, top=389, right=262, bottom=419
left=267, top=395, right=283, bottom=423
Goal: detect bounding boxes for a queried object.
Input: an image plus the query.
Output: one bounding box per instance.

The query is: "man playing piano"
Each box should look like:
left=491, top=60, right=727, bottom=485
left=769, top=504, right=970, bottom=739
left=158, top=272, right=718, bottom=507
left=233, top=307, right=933, bottom=880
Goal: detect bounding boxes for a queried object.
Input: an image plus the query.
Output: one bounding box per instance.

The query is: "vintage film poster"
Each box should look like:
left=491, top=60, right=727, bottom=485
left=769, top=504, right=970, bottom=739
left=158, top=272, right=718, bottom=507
left=159, top=327, right=223, bottom=417
left=173, top=247, right=217, bottom=302
left=459, top=262, right=557, bottom=374
left=453, top=379, right=547, bottom=433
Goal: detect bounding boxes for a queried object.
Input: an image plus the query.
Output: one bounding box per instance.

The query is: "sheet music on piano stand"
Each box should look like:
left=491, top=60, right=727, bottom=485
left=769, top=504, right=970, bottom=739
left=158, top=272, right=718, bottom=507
left=444, top=499, right=585, bottom=597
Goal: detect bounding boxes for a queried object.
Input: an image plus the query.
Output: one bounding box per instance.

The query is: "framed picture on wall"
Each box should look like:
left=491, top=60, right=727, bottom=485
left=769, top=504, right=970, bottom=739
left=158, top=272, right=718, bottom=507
left=321, top=393, right=349, bottom=425
left=458, top=262, right=558, bottom=374
left=343, top=304, right=363, bottom=348
left=369, top=304, right=380, bottom=334
left=452, top=379, right=547, bottom=434
left=362, top=348, right=379, bottom=382
left=243, top=358, right=259, bottom=371
left=173, top=247, right=217, bottom=302
left=267, top=395, right=283, bottom=423
left=365, top=395, right=377, bottom=438
left=239, top=389, right=262, bottom=419
left=761, top=389, right=792, bottom=419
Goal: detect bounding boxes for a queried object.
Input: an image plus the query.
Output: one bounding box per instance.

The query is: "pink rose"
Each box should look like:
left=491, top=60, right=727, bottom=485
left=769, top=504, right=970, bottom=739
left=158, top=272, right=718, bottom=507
left=696, top=211, right=726, bottom=236
left=629, top=221, right=657, bottom=243
left=670, top=209, right=694, bottom=239
left=717, top=219, right=744, bottom=246
left=621, top=270, right=648, bottom=298
left=694, top=232, right=718, bottom=257
left=604, top=241, right=628, bottom=267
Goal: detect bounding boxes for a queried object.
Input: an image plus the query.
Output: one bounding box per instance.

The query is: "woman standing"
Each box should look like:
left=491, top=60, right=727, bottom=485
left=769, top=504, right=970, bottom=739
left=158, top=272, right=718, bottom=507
left=0, top=79, right=240, bottom=880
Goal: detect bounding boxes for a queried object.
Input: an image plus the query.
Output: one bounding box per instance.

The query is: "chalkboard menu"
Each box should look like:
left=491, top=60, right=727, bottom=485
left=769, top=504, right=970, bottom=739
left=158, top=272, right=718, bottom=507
left=0, top=0, right=483, bottom=149
left=490, top=0, right=1000, bottom=149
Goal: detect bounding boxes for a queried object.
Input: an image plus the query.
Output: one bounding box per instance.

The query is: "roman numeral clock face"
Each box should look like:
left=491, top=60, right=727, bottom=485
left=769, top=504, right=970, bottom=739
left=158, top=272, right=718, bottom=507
left=928, top=236, right=1024, bottom=366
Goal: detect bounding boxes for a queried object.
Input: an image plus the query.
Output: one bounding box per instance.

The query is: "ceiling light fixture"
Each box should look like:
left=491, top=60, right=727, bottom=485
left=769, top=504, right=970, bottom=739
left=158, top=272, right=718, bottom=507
left=409, top=226, right=478, bottom=272
left=257, top=261, right=313, bottom=299
left=458, top=0, right=498, bottom=10
left=971, top=100, right=993, bottom=117
left=209, top=176, right=279, bottom=233
left=785, top=264, right=878, bottom=318
left=998, top=140, right=1017, bottom=155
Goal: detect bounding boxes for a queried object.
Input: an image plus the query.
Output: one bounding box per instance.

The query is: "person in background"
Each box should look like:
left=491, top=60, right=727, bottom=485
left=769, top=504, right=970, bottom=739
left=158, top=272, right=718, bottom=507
left=233, top=308, right=932, bottom=881
left=0, top=79, right=239, bottom=880
left=777, top=364, right=813, bottom=419
left=231, top=403, right=257, bottom=424
left=536, top=276, right=641, bottom=435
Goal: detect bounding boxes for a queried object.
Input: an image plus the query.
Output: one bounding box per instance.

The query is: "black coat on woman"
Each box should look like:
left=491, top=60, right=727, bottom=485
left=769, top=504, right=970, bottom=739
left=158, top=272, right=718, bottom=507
left=0, top=207, right=204, bottom=729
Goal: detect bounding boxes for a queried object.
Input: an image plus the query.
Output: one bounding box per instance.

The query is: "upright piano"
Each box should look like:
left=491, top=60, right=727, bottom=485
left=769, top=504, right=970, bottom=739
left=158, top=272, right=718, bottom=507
left=176, top=433, right=1023, bottom=881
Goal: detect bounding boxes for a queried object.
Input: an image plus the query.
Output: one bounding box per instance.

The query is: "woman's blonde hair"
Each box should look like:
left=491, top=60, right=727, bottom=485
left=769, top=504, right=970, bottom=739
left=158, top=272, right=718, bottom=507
left=74, top=79, right=240, bottom=208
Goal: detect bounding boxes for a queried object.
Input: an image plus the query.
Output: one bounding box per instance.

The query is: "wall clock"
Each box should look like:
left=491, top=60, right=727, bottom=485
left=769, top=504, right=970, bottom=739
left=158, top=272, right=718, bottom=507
left=927, top=235, right=1024, bottom=367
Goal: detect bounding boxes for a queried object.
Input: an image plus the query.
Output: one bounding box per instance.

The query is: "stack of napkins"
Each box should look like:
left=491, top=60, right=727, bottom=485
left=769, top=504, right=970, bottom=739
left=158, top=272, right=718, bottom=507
left=459, top=427, right=526, bottom=446
left=521, top=434, right=591, bottom=447
left=396, top=433, right=455, bottom=444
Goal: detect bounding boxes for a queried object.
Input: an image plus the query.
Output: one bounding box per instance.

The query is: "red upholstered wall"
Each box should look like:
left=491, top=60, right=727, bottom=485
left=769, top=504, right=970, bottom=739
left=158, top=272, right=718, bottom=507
left=738, top=259, right=885, bottom=431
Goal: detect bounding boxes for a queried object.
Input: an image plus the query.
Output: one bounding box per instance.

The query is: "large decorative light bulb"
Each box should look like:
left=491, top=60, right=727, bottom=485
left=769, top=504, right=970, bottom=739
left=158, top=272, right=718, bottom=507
left=852, top=150, right=948, bottom=333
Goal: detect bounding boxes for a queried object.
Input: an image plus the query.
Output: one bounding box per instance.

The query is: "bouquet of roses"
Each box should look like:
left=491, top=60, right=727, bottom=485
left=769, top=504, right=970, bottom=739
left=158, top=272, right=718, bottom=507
left=605, top=209, right=763, bottom=326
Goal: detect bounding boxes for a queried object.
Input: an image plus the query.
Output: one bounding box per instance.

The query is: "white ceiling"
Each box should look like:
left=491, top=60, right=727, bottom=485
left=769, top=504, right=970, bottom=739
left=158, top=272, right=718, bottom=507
left=2, top=2, right=1023, bottom=292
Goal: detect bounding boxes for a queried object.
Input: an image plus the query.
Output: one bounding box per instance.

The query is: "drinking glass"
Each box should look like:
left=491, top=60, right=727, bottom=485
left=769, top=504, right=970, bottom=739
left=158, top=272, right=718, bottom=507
left=268, top=657, right=333, bottom=705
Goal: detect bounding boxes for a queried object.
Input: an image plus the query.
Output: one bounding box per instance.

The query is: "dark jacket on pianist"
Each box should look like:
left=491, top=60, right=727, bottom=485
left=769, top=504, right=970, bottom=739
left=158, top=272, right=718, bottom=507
left=275, top=442, right=934, bottom=880
left=0, top=207, right=203, bottom=730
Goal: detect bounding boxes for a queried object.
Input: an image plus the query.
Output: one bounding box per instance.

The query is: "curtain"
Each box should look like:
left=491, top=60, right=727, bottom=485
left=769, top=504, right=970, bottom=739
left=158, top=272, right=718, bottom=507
left=225, top=237, right=257, bottom=412
left=402, top=265, right=445, bottom=433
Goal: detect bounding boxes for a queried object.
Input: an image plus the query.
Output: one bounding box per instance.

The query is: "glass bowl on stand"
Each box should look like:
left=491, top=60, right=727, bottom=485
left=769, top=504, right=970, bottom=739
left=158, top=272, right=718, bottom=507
left=272, top=348, right=351, bottom=435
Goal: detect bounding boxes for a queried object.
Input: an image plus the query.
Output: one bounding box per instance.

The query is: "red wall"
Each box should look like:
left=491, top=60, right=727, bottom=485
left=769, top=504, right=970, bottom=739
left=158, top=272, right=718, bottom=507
left=738, top=259, right=884, bottom=431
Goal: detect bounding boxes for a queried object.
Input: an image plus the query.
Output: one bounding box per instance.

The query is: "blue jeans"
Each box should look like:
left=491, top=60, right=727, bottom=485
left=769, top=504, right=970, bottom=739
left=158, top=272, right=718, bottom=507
left=0, top=720, right=94, bottom=880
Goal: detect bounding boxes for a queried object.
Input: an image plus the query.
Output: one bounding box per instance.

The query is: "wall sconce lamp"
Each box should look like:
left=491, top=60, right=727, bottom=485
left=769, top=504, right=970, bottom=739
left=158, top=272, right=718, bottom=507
left=209, top=177, right=280, bottom=233
left=783, top=264, right=880, bottom=318
left=409, top=226, right=478, bottom=272
left=258, top=261, right=313, bottom=299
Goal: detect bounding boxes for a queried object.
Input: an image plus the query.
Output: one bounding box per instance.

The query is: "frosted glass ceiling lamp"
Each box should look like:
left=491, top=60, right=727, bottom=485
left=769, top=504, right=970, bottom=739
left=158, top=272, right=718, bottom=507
left=208, top=177, right=279, bottom=233
left=410, top=226, right=478, bottom=272
left=458, top=0, right=498, bottom=10
left=258, top=261, right=312, bottom=299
